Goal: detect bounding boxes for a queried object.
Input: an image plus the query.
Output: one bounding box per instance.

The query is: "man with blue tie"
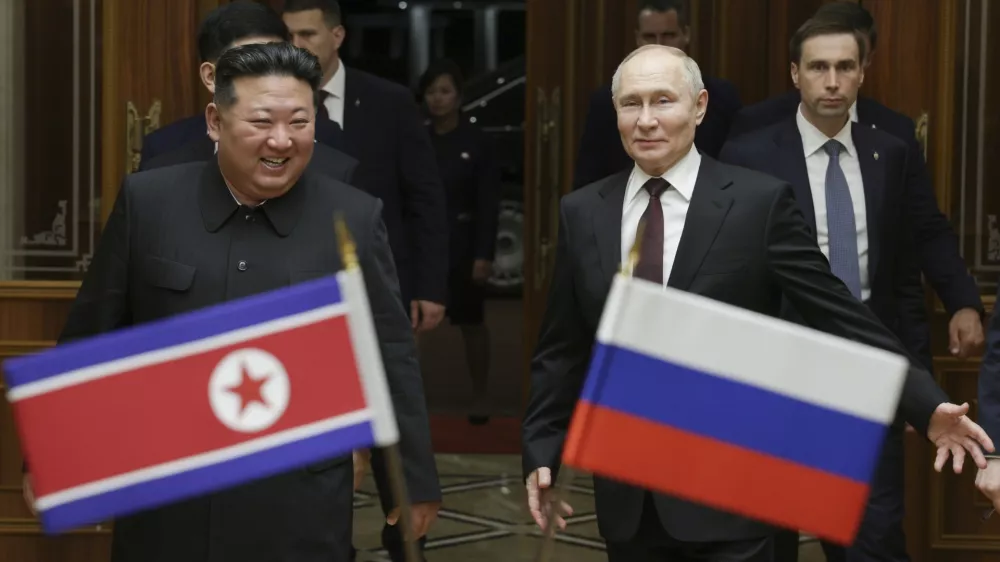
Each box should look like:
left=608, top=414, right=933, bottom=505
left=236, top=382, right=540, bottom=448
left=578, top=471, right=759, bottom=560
left=719, top=16, right=965, bottom=562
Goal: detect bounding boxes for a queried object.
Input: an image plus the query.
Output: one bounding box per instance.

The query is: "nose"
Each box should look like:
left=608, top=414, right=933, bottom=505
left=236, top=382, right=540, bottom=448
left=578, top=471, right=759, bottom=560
left=267, top=125, right=294, bottom=150
left=823, top=68, right=839, bottom=91
left=292, top=36, right=307, bottom=49
left=637, top=103, right=658, bottom=128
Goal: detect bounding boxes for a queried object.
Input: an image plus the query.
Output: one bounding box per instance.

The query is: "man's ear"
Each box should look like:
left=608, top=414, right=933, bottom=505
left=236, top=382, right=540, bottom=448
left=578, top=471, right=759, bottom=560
left=200, top=62, right=216, bottom=94
left=790, top=62, right=800, bottom=89
left=331, top=25, right=346, bottom=52
left=206, top=103, right=222, bottom=142
left=694, top=89, right=708, bottom=124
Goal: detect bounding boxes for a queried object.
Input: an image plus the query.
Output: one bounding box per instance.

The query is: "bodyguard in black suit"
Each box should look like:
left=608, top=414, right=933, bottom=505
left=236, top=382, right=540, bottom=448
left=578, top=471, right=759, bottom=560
left=139, top=2, right=347, bottom=166
left=572, top=0, right=741, bottom=189
left=976, top=291, right=1000, bottom=512
left=720, top=20, right=937, bottom=562
left=141, top=134, right=359, bottom=184
left=726, top=2, right=984, bottom=360
left=45, top=43, right=441, bottom=562
left=284, top=0, right=448, bottom=332
left=522, top=44, right=993, bottom=562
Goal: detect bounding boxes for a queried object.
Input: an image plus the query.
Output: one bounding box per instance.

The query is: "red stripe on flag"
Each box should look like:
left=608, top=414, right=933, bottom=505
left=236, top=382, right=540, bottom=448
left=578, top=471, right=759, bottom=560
left=16, top=316, right=364, bottom=497
left=562, top=402, right=869, bottom=545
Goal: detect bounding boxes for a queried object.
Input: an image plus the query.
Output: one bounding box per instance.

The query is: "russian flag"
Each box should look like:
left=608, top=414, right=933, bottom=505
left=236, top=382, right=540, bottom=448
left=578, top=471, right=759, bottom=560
left=562, top=274, right=908, bottom=545
left=2, top=269, right=398, bottom=535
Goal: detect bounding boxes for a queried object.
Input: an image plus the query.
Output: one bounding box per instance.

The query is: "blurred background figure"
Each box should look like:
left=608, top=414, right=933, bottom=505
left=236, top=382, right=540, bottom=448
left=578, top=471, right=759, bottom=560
left=418, top=59, right=501, bottom=425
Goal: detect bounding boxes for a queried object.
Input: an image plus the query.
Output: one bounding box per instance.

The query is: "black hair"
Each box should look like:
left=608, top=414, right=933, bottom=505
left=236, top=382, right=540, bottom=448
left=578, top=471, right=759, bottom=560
left=197, top=1, right=291, bottom=63
left=214, top=42, right=323, bottom=109
left=637, top=0, right=689, bottom=28
left=417, top=59, right=465, bottom=99
left=789, top=17, right=868, bottom=65
left=813, top=1, right=878, bottom=52
left=282, top=0, right=343, bottom=27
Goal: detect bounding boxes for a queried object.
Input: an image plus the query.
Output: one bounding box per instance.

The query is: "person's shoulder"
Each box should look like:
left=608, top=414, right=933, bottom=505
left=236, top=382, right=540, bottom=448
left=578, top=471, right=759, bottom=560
left=143, top=114, right=206, bottom=144
left=704, top=156, right=788, bottom=198
left=703, top=75, right=739, bottom=97
left=123, top=161, right=207, bottom=206
left=739, top=91, right=798, bottom=118
left=562, top=169, right=630, bottom=213
left=858, top=96, right=916, bottom=140
left=302, top=168, right=380, bottom=210
left=313, top=142, right=359, bottom=167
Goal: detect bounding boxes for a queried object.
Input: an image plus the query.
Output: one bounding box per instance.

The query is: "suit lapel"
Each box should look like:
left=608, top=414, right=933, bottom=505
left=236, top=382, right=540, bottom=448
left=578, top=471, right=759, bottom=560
left=851, top=124, right=884, bottom=285
left=774, top=119, right=817, bottom=232
left=594, top=170, right=630, bottom=287
left=667, top=158, right=734, bottom=291
left=342, top=68, right=362, bottom=145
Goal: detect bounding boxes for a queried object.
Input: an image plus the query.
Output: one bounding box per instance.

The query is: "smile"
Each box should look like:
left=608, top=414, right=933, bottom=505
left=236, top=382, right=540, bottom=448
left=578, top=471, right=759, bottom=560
left=260, top=157, right=289, bottom=169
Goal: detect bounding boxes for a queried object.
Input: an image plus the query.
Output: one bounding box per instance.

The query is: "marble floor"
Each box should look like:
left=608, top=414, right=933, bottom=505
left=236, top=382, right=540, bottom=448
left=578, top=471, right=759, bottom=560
left=352, top=454, right=827, bottom=561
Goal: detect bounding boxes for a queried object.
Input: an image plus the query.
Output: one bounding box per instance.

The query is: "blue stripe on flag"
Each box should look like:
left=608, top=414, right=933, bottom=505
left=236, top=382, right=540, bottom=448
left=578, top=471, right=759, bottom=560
left=4, top=275, right=343, bottom=389
left=582, top=343, right=887, bottom=483
left=38, top=419, right=374, bottom=535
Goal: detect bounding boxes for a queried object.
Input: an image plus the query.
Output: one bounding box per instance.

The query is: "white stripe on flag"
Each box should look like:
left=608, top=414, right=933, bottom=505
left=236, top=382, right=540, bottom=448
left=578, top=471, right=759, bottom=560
left=597, top=275, right=908, bottom=425
left=35, top=408, right=373, bottom=510
left=8, top=303, right=349, bottom=402
left=337, top=269, right=399, bottom=446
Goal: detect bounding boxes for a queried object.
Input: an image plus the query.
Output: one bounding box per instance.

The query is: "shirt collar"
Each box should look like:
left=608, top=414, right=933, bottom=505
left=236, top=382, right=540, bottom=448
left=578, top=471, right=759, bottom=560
left=795, top=103, right=856, bottom=158
left=849, top=100, right=859, bottom=123
left=625, top=144, right=701, bottom=205
left=321, top=60, right=346, bottom=99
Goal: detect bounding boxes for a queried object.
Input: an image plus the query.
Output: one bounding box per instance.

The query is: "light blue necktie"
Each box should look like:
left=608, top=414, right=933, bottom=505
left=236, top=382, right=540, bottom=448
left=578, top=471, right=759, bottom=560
left=823, top=140, right=863, bottom=299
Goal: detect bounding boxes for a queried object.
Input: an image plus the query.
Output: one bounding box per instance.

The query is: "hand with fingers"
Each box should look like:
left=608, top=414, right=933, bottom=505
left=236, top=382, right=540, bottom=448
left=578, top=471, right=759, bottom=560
left=526, top=467, right=574, bottom=531
left=928, top=402, right=996, bottom=474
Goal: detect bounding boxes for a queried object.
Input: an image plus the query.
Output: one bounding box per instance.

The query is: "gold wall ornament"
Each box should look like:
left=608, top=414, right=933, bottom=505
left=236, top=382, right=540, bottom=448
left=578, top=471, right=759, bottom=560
left=126, top=99, right=162, bottom=174
left=915, top=111, right=929, bottom=161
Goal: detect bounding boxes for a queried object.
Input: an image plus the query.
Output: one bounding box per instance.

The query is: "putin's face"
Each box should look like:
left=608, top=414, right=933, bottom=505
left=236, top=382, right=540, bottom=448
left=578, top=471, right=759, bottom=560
left=614, top=48, right=706, bottom=177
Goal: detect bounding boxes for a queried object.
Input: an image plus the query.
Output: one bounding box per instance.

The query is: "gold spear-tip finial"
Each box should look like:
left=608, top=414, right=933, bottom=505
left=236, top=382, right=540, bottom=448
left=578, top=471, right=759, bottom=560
left=334, top=212, right=359, bottom=271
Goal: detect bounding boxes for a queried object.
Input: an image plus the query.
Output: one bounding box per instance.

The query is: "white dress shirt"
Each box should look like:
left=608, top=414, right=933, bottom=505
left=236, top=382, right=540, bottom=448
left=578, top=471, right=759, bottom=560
left=320, top=62, right=346, bottom=128
left=620, top=145, right=702, bottom=283
left=796, top=104, right=870, bottom=300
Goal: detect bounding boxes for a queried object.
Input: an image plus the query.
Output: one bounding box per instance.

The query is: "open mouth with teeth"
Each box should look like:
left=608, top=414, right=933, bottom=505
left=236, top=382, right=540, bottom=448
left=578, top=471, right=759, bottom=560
left=260, top=157, right=289, bottom=169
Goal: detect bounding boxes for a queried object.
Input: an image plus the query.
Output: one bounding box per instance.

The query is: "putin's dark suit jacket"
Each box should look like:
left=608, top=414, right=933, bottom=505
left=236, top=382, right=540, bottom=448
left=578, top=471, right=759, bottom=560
left=521, top=155, right=949, bottom=545
left=572, top=75, right=742, bottom=189
left=60, top=159, right=440, bottom=562
left=139, top=134, right=359, bottom=185
left=727, top=91, right=982, bottom=320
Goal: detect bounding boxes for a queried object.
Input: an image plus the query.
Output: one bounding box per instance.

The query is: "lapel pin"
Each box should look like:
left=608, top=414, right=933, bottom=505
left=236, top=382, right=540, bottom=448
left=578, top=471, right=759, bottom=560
left=354, top=98, right=361, bottom=107
left=873, top=151, right=879, bottom=160
left=871, top=123, right=877, bottom=129
left=461, top=151, right=470, bottom=160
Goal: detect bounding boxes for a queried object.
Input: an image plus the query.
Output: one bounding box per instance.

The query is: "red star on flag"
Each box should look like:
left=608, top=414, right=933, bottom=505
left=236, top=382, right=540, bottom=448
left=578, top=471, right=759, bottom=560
left=227, top=363, right=270, bottom=414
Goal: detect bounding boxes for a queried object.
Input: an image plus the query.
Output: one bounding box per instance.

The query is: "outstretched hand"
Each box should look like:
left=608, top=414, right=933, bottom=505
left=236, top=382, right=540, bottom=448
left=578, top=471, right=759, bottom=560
left=928, top=402, right=995, bottom=473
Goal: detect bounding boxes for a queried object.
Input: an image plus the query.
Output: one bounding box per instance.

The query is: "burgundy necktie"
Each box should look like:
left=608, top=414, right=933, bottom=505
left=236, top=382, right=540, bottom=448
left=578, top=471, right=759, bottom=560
left=633, top=177, right=669, bottom=284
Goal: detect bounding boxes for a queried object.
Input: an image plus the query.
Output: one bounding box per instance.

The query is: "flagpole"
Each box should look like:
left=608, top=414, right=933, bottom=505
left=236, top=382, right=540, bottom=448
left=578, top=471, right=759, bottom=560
left=335, top=215, right=421, bottom=562
left=534, top=218, right=646, bottom=562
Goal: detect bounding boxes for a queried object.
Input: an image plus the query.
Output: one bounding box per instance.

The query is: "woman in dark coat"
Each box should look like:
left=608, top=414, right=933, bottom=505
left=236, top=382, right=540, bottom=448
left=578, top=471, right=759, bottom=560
left=418, top=59, right=501, bottom=424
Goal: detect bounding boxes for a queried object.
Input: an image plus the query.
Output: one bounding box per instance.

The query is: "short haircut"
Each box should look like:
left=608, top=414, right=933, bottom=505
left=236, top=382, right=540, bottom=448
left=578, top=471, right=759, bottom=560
left=611, top=44, right=704, bottom=100
left=197, top=1, right=290, bottom=63
left=282, top=0, right=343, bottom=27
left=637, top=0, right=689, bottom=28
left=417, top=59, right=465, bottom=98
left=788, top=17, right=868, bottom=65
left=814, top=1, right=877, bottom=51
left=213, top=42, right=323, bottom=109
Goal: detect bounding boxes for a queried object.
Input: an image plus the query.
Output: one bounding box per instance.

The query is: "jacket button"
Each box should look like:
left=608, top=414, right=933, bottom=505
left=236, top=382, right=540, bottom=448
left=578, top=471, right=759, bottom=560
left=237, top=260, right=248, bottom=271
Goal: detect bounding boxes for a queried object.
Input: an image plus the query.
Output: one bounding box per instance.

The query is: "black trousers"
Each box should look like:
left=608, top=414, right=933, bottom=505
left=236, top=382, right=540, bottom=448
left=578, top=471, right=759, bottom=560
left=605, top=494, right=773, bottom=562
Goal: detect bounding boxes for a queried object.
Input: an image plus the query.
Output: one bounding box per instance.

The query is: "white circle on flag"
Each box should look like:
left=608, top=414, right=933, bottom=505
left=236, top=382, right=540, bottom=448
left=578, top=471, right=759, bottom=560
left=208, top=348, right=290, bottom=433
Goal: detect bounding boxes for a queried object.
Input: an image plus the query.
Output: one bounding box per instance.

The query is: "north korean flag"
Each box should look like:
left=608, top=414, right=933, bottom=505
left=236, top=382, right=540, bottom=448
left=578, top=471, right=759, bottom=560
left=2, top=271, right=399, bottom=535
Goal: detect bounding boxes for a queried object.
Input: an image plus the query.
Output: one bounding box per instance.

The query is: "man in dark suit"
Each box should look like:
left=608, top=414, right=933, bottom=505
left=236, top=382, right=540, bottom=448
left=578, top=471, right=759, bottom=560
left=142, top=135, right=359, bottom=184
left=726, top=1, right=985, bottom=364
left=283, top=0, right=448, bottom=334
left=27, top=43, right=441, bottom=562
left=572, top=0, right=742, bottom=189
left=719, top=17, right=954, bottom=562
left=139, top=2, right=346, bottom=167
left=521, top=44, right=993, bottom=562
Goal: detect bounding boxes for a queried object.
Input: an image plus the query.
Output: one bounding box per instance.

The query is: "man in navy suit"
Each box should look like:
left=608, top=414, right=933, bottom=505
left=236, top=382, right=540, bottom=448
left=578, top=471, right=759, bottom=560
left=282, top=1, right=448, bottom=561
left=138, top=2, right=346, bottom=168
left=727, top=1, right=984, bottom=362
left=720, top=16, right=978, bottom=562
left=572, top=0, right=742, bottom=189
